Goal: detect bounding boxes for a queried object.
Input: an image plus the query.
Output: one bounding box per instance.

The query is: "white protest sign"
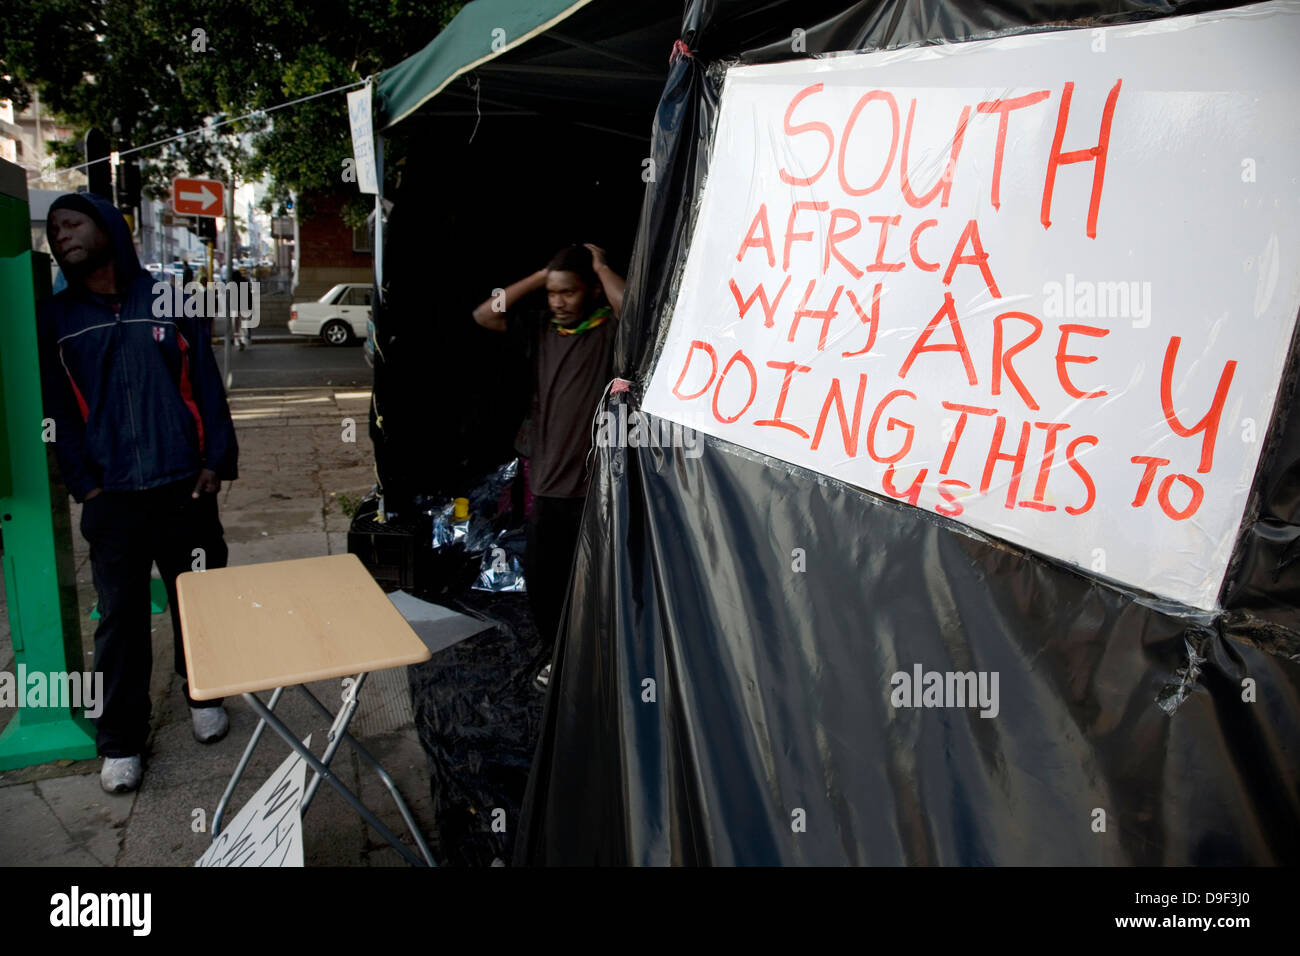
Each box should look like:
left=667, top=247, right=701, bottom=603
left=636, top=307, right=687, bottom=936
left=196, top=735, right=311, bottom=867
left=348, top=84, right=379, bottom=194
left=642, top=2, right=1300, bottom=611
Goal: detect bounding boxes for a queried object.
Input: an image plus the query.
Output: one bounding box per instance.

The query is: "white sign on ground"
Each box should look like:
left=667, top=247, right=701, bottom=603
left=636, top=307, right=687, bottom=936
left=196, top=735, right=311, bottom=867
left=642, top=2, right=1300, bottom=610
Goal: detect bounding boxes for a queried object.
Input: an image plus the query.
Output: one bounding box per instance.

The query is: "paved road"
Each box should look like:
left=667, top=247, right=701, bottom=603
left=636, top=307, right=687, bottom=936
left=214, top=340, right=372, bottom=390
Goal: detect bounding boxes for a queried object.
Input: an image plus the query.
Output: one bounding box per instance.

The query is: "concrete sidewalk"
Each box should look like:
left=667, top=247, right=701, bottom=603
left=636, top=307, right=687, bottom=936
left=0, top=387, right=439, bottom=867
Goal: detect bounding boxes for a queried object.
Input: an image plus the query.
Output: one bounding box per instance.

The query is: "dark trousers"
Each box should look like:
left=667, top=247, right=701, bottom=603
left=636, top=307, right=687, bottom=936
left=80, top=477, right=228, bottom=757
left=525, top=495, right=586, bottom=651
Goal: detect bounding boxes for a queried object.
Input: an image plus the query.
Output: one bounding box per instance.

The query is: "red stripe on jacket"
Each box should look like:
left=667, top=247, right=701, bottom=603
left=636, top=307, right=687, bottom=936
left=175, top=331, right=206, bottom=454
left=58, top=345, right=90, bottom=421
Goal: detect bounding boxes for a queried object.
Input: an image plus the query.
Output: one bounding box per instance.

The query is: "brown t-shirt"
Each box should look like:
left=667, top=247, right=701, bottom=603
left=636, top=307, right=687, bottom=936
left=507, top=310, right=616, bottom=498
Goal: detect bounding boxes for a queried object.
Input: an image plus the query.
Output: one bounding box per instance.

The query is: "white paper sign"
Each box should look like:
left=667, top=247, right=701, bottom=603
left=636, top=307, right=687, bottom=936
left=348, top=84, right=379, bottom=195
left=642, top=2, right=1300, bottom=610
left=197, top=735, right=311, bottom=867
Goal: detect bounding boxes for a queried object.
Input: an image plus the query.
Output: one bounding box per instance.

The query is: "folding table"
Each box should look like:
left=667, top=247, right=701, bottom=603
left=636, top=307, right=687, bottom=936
left=177, top=552, right=435, bottom=866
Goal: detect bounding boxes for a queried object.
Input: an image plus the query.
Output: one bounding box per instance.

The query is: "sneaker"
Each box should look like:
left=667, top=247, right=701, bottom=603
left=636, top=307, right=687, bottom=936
left=191, top=705, right=229, bottom=744
left=101, top=755, right=142, bottom=793
left=533, top=664, right=552, bottom=692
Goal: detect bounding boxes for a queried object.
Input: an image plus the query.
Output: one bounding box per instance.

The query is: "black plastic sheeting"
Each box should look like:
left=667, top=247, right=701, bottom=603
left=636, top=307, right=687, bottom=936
left=354, top=467, right=544, bottom=866
left=408, top=588, right=546, bottom=867
left=516, top=0, right=1300, bottom=864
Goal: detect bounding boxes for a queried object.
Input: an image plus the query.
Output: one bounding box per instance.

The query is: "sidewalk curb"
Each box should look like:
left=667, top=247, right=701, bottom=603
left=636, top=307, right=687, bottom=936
left=210, top=335, right=302, bottom=345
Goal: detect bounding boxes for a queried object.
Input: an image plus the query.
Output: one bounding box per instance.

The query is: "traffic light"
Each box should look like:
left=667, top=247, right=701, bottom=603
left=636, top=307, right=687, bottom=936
left=83, top=129, right=111, bottom=199
left=114, top=160, right=141, bottom=210
left=195, top=216, right=217, bottom=244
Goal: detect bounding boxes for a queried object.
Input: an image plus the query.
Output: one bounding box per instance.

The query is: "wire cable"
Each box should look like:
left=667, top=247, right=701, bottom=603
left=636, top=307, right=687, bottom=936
left=33, top=78, right=368, bottom=181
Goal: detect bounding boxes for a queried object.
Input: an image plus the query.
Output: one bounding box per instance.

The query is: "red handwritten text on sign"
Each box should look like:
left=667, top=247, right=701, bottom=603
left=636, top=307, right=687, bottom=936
left=642, top=14, right=1300, bottom=610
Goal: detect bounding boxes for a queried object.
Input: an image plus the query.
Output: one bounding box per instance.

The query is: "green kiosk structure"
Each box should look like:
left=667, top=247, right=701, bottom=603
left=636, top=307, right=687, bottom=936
left=0, top=157, right=98, bottom=769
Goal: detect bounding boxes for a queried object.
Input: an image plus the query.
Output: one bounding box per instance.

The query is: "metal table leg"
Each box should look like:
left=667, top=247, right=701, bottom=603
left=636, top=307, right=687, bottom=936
left=295, top=682, right=435, bottom=867
left=240, top=690, right=429, bottom=867
left=300, top=673, right=366, bottom=813
left=212, top=685, right=284, bottom=838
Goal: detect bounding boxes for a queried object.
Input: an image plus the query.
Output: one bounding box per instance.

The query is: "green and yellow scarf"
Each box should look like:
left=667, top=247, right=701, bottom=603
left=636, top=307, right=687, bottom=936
left=551, top=305, right=612, bottom=336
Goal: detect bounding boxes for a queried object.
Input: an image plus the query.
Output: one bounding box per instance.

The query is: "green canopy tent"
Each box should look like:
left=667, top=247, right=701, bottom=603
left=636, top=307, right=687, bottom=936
left=376, top=0, right=681, bottom=139
left=364, top=0, right=683, bottom=311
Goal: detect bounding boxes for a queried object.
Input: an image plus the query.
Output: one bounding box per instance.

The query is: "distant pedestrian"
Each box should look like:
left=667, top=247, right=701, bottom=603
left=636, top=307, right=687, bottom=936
left=37, top=193, right=239, bottom=794
left=230, top=264, right=252, bottom=350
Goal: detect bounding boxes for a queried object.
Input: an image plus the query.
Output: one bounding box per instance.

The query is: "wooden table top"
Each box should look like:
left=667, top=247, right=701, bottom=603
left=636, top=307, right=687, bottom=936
left=177, top=553, right=431, bottom=700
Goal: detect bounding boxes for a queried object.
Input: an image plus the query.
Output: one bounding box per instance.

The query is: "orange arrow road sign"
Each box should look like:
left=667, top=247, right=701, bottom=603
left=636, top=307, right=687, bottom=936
left=172, top=177, right=224, bottom=217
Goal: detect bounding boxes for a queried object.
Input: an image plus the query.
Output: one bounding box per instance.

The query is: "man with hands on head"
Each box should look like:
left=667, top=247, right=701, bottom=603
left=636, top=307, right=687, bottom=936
left=37, top=193, right=238, bottom=794
left=473, top=243, right=625, bottom=683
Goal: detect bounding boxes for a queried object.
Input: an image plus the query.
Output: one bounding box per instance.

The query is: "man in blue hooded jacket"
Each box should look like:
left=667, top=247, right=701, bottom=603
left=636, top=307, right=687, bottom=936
left=37, top=193, right=239, bottom=793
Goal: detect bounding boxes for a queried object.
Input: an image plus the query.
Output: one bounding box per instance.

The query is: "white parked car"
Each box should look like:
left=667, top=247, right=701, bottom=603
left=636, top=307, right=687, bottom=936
left=145, top=262, right=188, bottom=280
left=288, top=283, right=373, bottom=346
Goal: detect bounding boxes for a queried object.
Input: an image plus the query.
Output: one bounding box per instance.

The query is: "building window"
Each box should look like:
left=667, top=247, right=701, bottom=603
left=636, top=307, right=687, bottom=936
left=353, top=224, right=372, bottom=253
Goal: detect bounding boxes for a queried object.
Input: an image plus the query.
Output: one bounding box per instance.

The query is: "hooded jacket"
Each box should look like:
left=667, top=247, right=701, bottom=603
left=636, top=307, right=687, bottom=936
left=36, top=193, right=238, bottom=502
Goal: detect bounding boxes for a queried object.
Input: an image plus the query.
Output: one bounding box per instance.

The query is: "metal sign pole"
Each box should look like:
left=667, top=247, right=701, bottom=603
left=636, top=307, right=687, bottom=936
left=223, top=178, right=234, bottom=387
left=374, top=134, right=384, bottom=302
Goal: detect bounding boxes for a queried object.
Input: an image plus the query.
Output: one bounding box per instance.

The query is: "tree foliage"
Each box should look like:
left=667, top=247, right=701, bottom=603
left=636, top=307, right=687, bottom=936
left=2, top=0, right=464, bottom=220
